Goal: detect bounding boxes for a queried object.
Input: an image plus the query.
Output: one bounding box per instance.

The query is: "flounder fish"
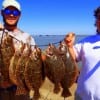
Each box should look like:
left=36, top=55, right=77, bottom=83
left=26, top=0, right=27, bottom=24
left=9, top=41, right=25, bottom=85
left=15, top=43, right=31, bottom=95
left=24, top=45, right=44, bottom=100
left=57, top=41, right=79, bottom=97
left=0, top=45, right=4, bottom=84
left=0, top=32, right=15, bottom=87
left=43, top=44, right=65, bottom=94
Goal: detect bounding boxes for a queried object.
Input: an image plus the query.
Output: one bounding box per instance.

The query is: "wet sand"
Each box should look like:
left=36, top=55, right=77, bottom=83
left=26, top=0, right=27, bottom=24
left=30, top=77, right=77, bottom=100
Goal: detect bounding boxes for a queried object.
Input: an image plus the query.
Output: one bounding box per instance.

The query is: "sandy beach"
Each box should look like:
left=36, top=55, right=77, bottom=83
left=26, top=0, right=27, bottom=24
left=30, top=77, right=77, bottom=100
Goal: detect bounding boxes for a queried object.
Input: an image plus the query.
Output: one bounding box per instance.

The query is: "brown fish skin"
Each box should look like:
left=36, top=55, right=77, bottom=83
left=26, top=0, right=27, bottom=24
left=9, top=42, right=25, bottom=85
left=58, top=41, right=79, bottom=97
left=1, top=33, right=15, bottom=66
left=43, top=44, right=66, bottom=94
left=0, top=33, right=15, bottom=88
left=15, top=43, right=31, bottom=95
left=9, top=53, right=20, bottom=85
left=0, top=48, right=4, bottom=85
left=24, top=46, right=44, bottom=100
left=0, top=44, right=4, bottom=76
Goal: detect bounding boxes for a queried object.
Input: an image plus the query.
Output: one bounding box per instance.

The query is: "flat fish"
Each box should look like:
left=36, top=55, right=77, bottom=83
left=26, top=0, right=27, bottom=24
left=24, top=45, right=44, bottom=100
left=0, top=45, right=4, bottom=84
left=43, top=44, right=65, bottom=94
left=0, top=32, right=15, bottom=87
left=57, top=41, right=79, bottom=97
left=15, top=43, right=31, bottom=95
left=9, top=42, right=25, bottom=85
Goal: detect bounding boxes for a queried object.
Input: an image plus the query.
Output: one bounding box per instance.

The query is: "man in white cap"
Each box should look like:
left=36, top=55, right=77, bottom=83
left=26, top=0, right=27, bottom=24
left=0, top=0, right=35, bottom=100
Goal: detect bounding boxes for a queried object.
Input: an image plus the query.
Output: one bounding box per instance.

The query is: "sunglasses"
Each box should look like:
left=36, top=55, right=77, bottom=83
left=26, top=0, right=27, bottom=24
left=3, top=8, right=21, bottom=16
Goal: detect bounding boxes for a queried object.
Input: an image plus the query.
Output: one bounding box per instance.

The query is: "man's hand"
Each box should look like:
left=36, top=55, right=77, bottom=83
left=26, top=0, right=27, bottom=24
left=64, top=32, right=76, bottom=61
left=41, top=53, right=46, bottom=61
left=64, top=32, right=75, bottom=47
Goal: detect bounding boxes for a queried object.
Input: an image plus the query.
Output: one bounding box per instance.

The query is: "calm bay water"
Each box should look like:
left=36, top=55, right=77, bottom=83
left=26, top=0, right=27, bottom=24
left=33, top=35, right=88, bottom=68
left=33, top=35, right=88, bottom=50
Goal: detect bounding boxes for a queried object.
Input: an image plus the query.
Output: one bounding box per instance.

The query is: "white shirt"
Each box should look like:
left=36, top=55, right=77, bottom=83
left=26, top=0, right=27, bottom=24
left=0, top=29, right=35, bottom=50
left=74, top=35, right=100, bottom=100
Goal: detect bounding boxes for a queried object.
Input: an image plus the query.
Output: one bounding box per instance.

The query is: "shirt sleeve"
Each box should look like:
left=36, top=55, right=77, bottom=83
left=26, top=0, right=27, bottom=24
left=74, top=43, right=82, bottom=62
left=29, top=36, right=36, bottom=50
left=23, top=33, right=36, bottom=50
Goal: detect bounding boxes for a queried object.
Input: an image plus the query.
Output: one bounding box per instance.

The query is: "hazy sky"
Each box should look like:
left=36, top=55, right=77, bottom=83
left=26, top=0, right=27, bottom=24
left=0, top=0, right=99, bottom=35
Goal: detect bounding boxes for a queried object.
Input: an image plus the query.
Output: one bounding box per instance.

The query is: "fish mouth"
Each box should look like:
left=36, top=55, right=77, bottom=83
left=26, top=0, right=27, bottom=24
left=47, top=52, right=53, bottom=56
left=30, top=54, right=39, bottom=61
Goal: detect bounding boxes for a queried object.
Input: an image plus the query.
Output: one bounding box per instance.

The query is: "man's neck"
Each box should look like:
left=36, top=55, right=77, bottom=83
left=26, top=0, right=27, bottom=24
left=4, top=25, right=17, bottom=31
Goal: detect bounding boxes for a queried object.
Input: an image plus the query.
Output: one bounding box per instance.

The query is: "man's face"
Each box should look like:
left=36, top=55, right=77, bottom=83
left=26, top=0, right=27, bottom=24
left=2, top=6, right=21, bottom=26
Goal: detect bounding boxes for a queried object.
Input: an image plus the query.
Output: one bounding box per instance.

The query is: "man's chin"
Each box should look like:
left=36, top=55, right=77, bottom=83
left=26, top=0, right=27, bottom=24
left=6, top=23, right=17, bottom=26
left=6, top=20, right=18, bottom=26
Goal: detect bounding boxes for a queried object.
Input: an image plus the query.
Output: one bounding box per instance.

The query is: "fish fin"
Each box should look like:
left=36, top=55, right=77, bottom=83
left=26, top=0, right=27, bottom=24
left=61, top=88, right=72, bottom=97
left=53, top=84, right=60, bottom=93
left=16, top=86, right=28, bottom=95
left=33, top=90, right=40, bottom=100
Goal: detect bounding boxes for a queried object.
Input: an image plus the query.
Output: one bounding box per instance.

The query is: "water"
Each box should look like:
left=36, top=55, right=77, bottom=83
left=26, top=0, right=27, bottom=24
left=33, top=34, right=88, bottom=69
left=33, top=35, right=87, bottom=50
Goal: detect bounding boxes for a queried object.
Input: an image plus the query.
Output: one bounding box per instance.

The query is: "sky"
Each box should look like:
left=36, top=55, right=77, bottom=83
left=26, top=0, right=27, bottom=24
left=0, top=0, right=100, bottom=35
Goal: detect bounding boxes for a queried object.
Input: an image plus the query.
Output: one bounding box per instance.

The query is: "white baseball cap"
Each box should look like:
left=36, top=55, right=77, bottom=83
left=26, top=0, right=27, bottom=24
left=2, top=0, right=21, bottom=11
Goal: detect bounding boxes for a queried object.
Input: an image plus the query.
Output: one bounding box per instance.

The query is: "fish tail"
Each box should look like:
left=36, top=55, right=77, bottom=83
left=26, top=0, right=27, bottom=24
left=61, top=88, right=72, bottom=97
left=33, top=90, right=40, bottom=100
left=16, top=86, right=28, bottom=95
